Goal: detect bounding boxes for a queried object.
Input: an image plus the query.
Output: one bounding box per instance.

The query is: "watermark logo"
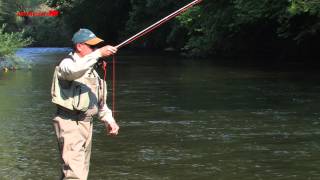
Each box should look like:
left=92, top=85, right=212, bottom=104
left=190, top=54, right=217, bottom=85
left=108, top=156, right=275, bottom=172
left=16, top=10, right=60, bottom=17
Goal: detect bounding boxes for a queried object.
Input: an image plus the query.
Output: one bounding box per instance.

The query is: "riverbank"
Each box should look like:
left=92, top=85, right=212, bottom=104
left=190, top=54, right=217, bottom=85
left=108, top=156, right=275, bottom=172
left=3, top=47, right=319, bottom=72
left=0, top=55, right=30, bottom=71
left=1, top=47, right=72, bottom=71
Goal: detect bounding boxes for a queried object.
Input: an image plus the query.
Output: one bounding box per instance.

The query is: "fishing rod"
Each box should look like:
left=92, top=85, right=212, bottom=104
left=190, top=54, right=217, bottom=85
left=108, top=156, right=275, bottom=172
left=108, top=0, right=203, bottom=117
left=115, top=0, right=203, bottom=49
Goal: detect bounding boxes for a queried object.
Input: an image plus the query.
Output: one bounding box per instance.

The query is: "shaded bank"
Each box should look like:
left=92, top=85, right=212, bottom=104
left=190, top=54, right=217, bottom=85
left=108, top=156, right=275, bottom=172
left=1, top=0, right=318, bottom=61
left=44, top=0, right=319, bottom=60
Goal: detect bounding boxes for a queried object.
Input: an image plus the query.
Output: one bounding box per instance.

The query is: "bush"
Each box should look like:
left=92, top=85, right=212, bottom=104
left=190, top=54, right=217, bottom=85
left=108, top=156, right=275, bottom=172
left=0, top=24, right=33, bottom=57
left=0, top=24, right=33, bottom=69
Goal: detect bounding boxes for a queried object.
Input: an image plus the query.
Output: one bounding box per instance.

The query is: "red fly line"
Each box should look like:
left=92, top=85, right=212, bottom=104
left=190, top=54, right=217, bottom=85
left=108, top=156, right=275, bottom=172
left=107, top=0, right=203, bottom=117
left=101, top=58, right=116, bottom=118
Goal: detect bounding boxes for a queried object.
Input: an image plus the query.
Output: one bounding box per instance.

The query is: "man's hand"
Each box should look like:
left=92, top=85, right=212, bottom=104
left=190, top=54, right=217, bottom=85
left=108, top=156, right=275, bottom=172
left=105, top=121, right=120, bottom=136
left=99, top=45, right=118, bottom=57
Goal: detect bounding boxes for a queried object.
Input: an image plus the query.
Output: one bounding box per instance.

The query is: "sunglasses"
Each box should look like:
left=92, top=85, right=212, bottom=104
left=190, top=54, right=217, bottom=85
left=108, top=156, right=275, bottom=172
left=84, top=44, right=98, bottom=50
left=84, top=41, right=105, bottom=50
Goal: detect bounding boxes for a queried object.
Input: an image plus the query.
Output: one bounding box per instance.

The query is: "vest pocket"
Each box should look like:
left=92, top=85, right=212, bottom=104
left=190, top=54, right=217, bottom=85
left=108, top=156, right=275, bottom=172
left=72, top=85, right=90, bottom=112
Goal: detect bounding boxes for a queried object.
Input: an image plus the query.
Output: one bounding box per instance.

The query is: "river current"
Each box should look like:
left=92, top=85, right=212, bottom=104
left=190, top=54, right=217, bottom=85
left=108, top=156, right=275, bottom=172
left=0, top=48, right=319, bottom=179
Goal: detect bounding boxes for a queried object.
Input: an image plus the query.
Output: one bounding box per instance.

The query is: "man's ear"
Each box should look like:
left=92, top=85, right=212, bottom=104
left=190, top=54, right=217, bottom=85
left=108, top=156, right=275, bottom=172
left=75, top=43, right=82, bottom=52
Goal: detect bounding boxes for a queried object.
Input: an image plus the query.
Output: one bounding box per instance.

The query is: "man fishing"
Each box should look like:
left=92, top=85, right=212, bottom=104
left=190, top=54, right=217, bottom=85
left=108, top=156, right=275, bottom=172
left=51, top=28, right=119, bottom=180
left=49, top=1, right=202, bottom=179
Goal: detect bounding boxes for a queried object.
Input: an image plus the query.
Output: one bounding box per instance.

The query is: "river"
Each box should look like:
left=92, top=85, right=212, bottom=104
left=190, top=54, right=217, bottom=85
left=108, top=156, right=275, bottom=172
left=0, top=48, right=319, bottom=179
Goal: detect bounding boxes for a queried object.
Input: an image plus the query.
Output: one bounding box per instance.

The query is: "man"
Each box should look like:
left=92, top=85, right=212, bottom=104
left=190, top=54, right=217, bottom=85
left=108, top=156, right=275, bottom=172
left=51, top=28, right=119, bottom=180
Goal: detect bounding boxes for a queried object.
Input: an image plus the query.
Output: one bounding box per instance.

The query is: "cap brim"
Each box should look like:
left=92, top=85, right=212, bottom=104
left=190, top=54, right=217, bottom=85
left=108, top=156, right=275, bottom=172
left=85, top=37, right=104, bottom=45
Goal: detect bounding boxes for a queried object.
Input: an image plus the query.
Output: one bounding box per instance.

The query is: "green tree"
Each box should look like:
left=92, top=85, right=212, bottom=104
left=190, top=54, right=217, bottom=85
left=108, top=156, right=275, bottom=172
left=20, top=3, right=71, bottom=46
left=0, top=0, right=17, bottom=30
left=177, top=0, right=319, bottom=57
left=47, top=0, right=320, bottom=58
left=0, top=24, right=32, bottom=56
left=47, top=0, right=131, bottom=44
left=0, top=24, right=33, bottom=69
left=279, top=0, right=320, bottom=43
left=122, top=0, right=189, bottom=49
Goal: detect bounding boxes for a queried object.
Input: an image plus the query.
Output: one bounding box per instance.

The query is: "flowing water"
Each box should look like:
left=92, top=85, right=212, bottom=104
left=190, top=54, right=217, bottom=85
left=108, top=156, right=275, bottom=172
left=0, top=48, right=319, bottom=180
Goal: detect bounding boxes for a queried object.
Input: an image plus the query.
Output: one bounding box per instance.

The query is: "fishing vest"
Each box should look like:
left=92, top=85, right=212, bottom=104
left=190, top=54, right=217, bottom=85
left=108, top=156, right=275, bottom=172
left=51, top=56, right=107, bottom=115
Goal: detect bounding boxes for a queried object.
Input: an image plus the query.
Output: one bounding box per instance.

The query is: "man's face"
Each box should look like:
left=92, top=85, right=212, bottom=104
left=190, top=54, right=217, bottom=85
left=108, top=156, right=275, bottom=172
left=76, top=43, right=96, bottom=57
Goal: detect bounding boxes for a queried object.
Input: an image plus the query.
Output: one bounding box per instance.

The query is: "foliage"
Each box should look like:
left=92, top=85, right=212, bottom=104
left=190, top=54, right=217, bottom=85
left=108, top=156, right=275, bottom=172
left=20, top=2, right=72, bottom=47
left=47, top=0, right=131, bottom=44
left=6, top=0, right=71, bottom=47
left=122, top=0, right=190, bottom=49
left=0, top=0, right=46, bottom=30
left=175, top=0, right=319, bottom=57
left=0, top=0, right=17, bottom=31
left=39, top=0, right=320, bottom=58
left=22, top=17, right=71, bottom=47
left=0, top=0, right=6, bottom=22
left=278, top=0, right=320, bottom=43
left=0, top=24, right=33, bottom=69
left=0, top=24, right=32, bottom=56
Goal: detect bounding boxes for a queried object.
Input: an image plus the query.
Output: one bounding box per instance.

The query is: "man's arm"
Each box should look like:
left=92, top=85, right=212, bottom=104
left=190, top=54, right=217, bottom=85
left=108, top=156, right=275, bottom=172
left=98, top=104, right=120, bottom=136
left=58, top=50, right=101, bottom=81
left=58, top=45, right=117, bottom=81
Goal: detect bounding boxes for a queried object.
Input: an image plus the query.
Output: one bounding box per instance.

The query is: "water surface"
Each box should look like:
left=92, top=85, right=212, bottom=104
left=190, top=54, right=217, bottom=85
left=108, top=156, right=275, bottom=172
left=0, top=48, right=319, bottom=179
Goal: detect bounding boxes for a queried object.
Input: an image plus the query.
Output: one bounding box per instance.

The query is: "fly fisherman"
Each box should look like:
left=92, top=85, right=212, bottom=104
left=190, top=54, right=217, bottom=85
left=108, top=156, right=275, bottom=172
left=51, top=28, right=119, bottom=180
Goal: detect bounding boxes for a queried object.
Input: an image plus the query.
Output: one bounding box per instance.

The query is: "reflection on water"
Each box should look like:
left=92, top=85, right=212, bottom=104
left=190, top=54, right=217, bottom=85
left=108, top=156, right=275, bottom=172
left=0, top=48, right=319, bottom=179
left=15, top=48, right=71, bottom=63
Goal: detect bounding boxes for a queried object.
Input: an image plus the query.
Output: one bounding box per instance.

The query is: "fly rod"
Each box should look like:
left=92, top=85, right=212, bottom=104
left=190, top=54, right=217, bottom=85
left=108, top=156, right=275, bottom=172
left=109, top=0, right=203, bottom=117
left=115, top=0, right=203, bottom=49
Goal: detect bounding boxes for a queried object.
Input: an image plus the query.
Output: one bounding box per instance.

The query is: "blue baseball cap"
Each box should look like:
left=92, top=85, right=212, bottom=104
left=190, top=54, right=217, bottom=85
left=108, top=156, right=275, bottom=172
left=72, top=28, right=104, bottom=45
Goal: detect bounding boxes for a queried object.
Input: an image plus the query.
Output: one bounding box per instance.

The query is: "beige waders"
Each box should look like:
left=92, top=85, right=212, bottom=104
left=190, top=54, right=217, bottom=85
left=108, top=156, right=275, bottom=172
left=53, top=107, right=93, bottom=180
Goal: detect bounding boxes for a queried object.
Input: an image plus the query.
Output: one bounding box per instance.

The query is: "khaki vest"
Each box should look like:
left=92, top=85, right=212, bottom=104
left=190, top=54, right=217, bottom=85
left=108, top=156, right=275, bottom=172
left=51, top=66, right=107, bottom=114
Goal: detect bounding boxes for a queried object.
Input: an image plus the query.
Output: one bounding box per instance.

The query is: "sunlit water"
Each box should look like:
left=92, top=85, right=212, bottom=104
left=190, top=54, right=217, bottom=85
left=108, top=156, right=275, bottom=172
left=0, top=48, right=319, bottom=179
